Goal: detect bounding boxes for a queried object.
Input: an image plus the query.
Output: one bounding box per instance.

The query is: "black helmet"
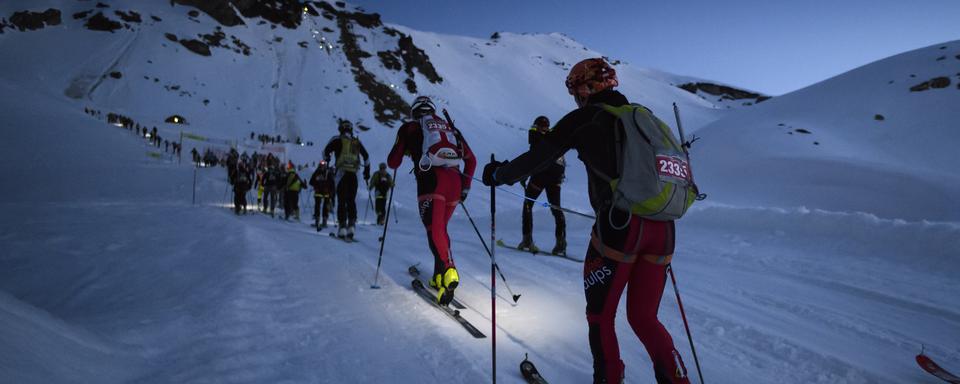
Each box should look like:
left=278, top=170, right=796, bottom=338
left=411, top=96, right=436, bottom=118
left=533, top=115, right=550, bottom=130
left=338, top=120, right=353, bottom=133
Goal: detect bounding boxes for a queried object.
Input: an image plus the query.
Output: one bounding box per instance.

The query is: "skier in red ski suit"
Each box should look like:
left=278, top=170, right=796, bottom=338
left=482, top=58, right=691, bottom=384
left=387, top=96, right=477, bottom=305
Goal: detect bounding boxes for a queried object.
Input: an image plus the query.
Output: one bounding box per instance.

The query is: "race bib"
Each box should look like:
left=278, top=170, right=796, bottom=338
left=656, top=155, right=691, bottom=182
left=420, top=115, right=461, bottom=168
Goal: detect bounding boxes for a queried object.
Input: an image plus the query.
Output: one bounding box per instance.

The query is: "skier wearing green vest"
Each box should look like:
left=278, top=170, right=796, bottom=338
left=283, top=161, right=304, bottom=221
left=324, top=120, right=370, bottom=240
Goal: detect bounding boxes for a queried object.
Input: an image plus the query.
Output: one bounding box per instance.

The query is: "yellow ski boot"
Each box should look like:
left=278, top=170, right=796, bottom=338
left=435, top=267, right=459, bottom=306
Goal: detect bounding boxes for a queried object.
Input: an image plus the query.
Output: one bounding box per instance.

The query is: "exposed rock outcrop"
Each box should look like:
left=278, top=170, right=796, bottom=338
left=173, top=0, right=243, bottom=26
left=84, top=12, right=122, bottom=32
left=173, top=0, right=308, bottom=29
left=679, top=82, right=766, bottom=102
left=398, top=35, right=443, bottom=85
left=910, top=77, right=951, bottom=92
left=6, top=8, right=61, bottom=32
left=179, top=39, right=212, bottom=56
left=316, top=1, right=410, bottom=126
left=114, top=10, right=141, bottom=23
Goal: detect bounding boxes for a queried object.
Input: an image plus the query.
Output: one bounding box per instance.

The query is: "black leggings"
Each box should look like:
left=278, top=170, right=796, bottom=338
left=314, top=194, right=333, bottom=223
left=233, top=189, right=247, bottom=214
left=374, top=188, right=389, bottom=223
left=522, top=177, right=565, bottom=241
left=283, top=191, right=299, bottom=219
left=336, top=172, right=359, bottom=227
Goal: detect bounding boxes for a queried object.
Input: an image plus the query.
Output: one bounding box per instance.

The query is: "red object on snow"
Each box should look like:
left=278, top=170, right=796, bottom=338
left=917, top=353, right=960, bottom=384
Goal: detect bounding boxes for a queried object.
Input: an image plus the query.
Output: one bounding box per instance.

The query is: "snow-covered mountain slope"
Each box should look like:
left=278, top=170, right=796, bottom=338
left=693, top=40, right=960, bottom=221
left=0, top=0, right=752, bottom=179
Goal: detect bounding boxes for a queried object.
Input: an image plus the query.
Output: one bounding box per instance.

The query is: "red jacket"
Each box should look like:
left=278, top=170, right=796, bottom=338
left=387, top=117, right=477, bottom=190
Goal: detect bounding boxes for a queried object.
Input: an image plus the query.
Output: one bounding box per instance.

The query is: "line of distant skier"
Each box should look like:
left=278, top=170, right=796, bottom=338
left=219, top=120, right=395, bottom=242
left=83, top=108, right=183, bottom=155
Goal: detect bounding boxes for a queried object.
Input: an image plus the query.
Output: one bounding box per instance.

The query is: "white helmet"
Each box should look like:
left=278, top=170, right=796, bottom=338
left=411, top=96, right=436, bottom=118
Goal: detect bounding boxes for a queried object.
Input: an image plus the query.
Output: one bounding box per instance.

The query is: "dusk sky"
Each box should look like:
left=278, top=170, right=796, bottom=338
left=351, top=0, right=960, bottom=95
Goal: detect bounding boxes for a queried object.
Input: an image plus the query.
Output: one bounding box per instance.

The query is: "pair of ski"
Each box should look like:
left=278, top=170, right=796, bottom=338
left=407, top=265, right=485, bottom=339
left=408, top=265, right=551, bottom=381
left=918, top=352, right=960, bottom=383
left=495, top=239, right=583, bottom=263
left=519, top=353, right=959, bottom=384
left=308, top=223, right=356, bottom=242
left=312, top=222, right=359, bottom=243
left=328, top=232, right=358, bottom=243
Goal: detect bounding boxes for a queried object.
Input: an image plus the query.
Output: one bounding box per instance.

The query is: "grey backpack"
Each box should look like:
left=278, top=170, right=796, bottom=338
left=592, top=103, right=699, bottom=226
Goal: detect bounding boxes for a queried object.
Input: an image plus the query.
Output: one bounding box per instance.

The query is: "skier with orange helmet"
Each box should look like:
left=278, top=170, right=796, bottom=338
left=482, top=58, right=692, bottom=384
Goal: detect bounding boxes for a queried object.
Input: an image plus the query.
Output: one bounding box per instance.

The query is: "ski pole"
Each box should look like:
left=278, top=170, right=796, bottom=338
left=391, top=171, right=401, bottom=224
left=673, top=103, right=706, bottom=202
left=307, top=190, right=314, bottom=218
left=222, top=182, right=229, bottom=207
left=370, top=168, right=398, bottom=289
left=192, top=167, right=197, bottom=206
left=668, top=264, right=704, bottom=384
left=459, top=202, right=520, bottom=303
left=673, top=102, right=690, bottom=153
left=363, top=187, right=372, bottom=223
left=489, top=153, right=498, bottom=384
left=457, top=171, right=596, bottom=220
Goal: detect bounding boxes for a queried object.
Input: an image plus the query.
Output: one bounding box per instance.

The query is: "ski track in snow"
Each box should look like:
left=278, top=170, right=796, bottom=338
left=2, top=111, right=958, bottom=383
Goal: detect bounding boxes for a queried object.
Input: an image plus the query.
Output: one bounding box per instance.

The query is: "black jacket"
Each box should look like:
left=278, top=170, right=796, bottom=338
left=493, top=90, right=649, bottom=242
left=495, top=90, right=626, bottom=207
left=310, top=166, right=336, bottom=195
left=526, top=128, right=565, bottom=184
left=266, top=168, right=285, bottom=189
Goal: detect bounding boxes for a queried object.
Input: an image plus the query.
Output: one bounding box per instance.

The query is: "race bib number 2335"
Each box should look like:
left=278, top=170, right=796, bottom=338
left=655, top=155, right=691, bottom=182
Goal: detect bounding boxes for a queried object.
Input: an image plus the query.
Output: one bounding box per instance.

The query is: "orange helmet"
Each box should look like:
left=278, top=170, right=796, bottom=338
left=565, top=58, right=618, bottom=99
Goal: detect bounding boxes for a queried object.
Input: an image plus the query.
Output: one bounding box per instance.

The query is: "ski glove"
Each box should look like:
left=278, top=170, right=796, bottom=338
left=460, top=188, right=469, bottom=202
left=363, top=165, right=370, bottom=182
left=481, top=160, right=509, bottom=186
